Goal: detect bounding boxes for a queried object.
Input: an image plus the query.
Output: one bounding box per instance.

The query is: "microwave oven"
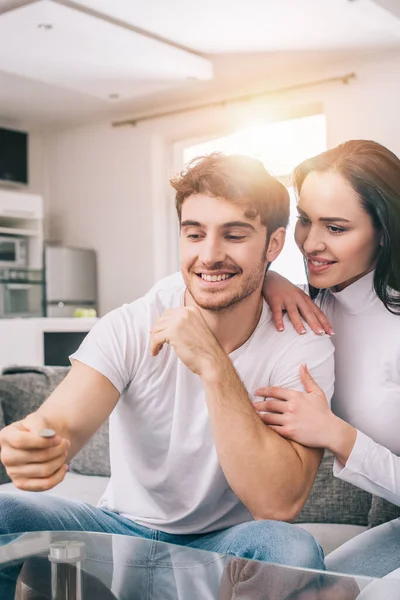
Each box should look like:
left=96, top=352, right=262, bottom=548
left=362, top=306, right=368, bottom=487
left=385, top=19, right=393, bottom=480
left=0, top=236, right=28, bottom=268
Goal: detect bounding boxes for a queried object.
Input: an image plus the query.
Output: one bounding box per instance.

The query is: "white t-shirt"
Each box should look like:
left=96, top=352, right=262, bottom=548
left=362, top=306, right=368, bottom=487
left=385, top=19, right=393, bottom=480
left=71, top=272, right=334, bottom=534
left=314, top=271, right=400, bottom=505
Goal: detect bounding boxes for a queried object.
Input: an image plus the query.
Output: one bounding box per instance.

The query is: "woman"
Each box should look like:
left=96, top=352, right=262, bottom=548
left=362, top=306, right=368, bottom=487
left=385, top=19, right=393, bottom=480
left=255, top=139, right=400, bottom=580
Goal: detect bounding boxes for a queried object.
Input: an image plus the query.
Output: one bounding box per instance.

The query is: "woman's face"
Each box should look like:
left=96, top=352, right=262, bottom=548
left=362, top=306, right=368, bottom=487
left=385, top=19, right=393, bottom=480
left=294, top=170, right=381, bottom=291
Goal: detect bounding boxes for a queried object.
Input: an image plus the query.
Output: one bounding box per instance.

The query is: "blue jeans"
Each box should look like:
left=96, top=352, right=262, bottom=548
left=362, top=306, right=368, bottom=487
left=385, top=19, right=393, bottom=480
left=0, top=491, right=324, bottom=566
left=326, top=517, right=400, bottom=579
left=0, top=492, right=325, bottom=598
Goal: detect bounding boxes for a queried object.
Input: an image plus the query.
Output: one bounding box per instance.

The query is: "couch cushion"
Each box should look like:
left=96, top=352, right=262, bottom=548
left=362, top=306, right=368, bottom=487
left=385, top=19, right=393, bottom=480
left=0, top=366, right=71, bottom=425
left=69, top=421, right=110, bottom=477
left=295, top=451, right=372, bottom=526
left=368, top=496, right=400, bottom=529
left=0, top=472, right=109, bottom=506
left=298, top=523, right=367, bottom=556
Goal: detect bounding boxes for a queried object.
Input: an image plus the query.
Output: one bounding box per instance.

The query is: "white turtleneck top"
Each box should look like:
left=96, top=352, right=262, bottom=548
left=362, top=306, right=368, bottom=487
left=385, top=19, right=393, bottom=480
left=315, top=271, right=400, bottom=505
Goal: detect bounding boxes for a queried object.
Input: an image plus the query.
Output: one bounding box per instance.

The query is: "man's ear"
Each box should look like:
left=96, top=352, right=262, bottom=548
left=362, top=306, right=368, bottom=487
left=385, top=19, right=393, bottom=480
left=266, top=227, right=286, bottom=263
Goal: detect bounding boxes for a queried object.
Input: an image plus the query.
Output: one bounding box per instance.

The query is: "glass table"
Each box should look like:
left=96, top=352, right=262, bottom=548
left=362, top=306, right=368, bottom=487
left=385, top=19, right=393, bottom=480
left=0, top=530, right=399, bottom=600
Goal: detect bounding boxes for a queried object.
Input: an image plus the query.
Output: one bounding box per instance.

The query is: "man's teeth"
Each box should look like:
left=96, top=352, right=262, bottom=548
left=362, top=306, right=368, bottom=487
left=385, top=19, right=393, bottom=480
left=200, top=273, right=233, bottom=282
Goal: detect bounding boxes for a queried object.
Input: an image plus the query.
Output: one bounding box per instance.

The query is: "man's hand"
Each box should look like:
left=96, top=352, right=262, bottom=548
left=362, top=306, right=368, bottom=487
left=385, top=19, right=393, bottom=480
left=0, top=412, right=70, bottom=491
left=150, top=306, right=225, bottom=376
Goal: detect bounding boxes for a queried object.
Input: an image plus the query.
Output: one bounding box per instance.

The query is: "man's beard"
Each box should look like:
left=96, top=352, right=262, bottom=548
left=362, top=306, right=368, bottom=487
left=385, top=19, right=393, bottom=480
left=184, top=251, right=267, bottom=313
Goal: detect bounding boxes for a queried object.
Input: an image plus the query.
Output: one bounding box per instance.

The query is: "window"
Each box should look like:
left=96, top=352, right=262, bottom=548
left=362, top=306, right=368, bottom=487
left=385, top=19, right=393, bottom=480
left=182, top=114, right=326, bottom=284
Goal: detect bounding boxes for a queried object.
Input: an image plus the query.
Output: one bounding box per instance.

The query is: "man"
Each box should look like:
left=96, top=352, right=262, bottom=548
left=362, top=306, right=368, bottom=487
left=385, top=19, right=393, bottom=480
left=0, top=154, right=334, bottom=569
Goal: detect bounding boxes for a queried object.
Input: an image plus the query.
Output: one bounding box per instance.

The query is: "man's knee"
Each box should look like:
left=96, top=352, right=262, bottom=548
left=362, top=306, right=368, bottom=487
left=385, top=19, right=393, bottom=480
left=226, top=520, right=325, bottom=570
left=0, top=493, right=53, bottom=535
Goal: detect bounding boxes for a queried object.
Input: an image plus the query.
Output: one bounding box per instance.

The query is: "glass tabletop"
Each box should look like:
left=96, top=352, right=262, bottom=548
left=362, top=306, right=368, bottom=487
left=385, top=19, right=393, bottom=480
left=0, top=530, right=399, bottom=600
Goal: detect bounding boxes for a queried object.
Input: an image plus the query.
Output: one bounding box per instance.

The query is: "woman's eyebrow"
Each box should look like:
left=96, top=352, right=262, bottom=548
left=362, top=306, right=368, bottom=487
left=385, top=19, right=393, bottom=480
left=319, top=217, right=351, bottom=223
left=297, top=207, right=350, bottom=223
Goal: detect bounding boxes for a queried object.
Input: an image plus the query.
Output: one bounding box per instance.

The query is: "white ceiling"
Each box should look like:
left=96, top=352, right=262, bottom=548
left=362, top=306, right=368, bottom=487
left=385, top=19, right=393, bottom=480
left=0, top=0, right=400, bottom=128
left=0, top=1, right=212, bottom=98
left=70, top=0, right=400, bottom=53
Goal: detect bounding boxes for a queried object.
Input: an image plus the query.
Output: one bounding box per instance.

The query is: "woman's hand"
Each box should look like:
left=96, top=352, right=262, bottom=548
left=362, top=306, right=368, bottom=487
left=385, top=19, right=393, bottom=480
left=254, top=364, right=332, bottom=448
left=262, top=271, right=334, bottom=336
left=254, top=365, right=357, bottom=464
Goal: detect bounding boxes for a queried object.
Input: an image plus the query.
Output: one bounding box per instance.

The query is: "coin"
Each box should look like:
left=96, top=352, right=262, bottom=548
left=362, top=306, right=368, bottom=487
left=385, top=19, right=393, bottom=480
left=39, top=428, right=56, bottom=438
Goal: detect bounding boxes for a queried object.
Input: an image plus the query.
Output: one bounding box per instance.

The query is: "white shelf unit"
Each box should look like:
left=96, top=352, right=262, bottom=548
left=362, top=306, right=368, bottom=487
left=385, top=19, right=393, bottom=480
left=0, top=189, right=44, bottom=269
left=0, top=318, right=98, bottom=372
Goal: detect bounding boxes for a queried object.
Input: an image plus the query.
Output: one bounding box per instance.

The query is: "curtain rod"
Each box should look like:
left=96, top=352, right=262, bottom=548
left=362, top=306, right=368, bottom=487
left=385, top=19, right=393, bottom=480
left=112, top=72, right=356, bottom=128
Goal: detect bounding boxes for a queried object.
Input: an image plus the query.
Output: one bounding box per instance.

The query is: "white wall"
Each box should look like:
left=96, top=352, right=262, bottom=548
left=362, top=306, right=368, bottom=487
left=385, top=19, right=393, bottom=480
left=45, top=50, right=400, bottom=315
left=45, top=122, right=157, bottom=315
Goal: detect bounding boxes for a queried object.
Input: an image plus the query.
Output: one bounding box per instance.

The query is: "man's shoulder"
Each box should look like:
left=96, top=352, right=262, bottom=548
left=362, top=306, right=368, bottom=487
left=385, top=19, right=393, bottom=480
left=253, top=305, right=335, bottom=397
left=255, top=303, right=334, bottom=355
left=281, top=312, right=334, bottom=349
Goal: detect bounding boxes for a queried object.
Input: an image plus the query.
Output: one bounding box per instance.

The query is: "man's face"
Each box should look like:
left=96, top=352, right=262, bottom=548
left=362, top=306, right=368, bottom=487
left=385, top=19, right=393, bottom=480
left=180, top=193, right=279, bottom=312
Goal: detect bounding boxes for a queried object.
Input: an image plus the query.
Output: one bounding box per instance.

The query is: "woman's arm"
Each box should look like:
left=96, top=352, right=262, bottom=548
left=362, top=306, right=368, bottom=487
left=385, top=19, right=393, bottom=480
left=254, top=365, right=356, bottom=460
left=263, top=271, right=334, bottom=335
left=254, top=365, right=400, bottom=506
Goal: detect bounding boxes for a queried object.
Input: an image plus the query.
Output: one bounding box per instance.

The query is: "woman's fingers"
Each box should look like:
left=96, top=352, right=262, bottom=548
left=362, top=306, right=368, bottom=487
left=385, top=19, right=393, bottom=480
left=271, top=294, right=334, bottom=336
left=254, top=386, right=294, bottom=401
left=284, top=301, right=307, bottom=335
left=254, top=399, right=287, bottom=414
left=258, top=412, right=285, bottom=426
left=300, top=364, right=324, bottom=395
left=270, top=301, right=286, bottom=332
left=298, top=299, right=334, bottom=335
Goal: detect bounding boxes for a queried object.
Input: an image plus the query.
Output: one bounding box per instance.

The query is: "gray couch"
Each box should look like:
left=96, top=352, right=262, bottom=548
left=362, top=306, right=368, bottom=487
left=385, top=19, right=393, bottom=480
left=0, top=366, right=399, bottom=555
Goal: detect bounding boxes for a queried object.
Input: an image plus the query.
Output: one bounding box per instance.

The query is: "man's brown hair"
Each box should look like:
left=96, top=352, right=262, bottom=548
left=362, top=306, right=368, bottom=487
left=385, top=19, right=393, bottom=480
left=170, top=153, right=290, bottom=235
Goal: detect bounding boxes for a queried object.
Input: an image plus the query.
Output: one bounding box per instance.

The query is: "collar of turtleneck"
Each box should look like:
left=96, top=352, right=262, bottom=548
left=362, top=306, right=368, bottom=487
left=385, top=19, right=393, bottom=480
left=328, top=270, right=377, bottom=314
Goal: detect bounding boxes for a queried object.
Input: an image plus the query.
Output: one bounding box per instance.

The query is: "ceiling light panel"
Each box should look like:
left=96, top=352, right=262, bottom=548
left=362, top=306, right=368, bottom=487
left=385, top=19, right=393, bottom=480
left=0, top=0, right=213, bottom=101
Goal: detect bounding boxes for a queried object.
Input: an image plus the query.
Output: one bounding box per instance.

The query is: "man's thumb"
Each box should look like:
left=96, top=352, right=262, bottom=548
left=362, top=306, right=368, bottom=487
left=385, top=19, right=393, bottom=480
left=21, top=413, right=53, bottom=436
left=300, top=364, right=321, bottom=394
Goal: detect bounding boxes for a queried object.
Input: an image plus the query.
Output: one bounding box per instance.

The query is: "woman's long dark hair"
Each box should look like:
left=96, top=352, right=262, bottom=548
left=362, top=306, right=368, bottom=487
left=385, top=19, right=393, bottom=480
left=292, top=140, right=400, bottom=314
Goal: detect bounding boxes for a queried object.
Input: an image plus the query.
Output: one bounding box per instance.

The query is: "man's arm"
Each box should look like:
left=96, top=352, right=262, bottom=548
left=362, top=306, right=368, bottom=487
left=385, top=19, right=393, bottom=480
left=150, top=305, right=334, bottom=522
left=0, top=300, right=147, bottom=491
left=202, top=358, right=323, bottom=522
left=0, top=360, right=119, bottom=491
left=36, top=360, right=120, bottom=458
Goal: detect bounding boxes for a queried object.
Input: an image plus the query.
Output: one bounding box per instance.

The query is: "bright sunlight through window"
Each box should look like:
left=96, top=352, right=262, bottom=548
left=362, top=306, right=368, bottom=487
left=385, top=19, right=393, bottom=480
left=183, top=114, right=327, bottom=285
